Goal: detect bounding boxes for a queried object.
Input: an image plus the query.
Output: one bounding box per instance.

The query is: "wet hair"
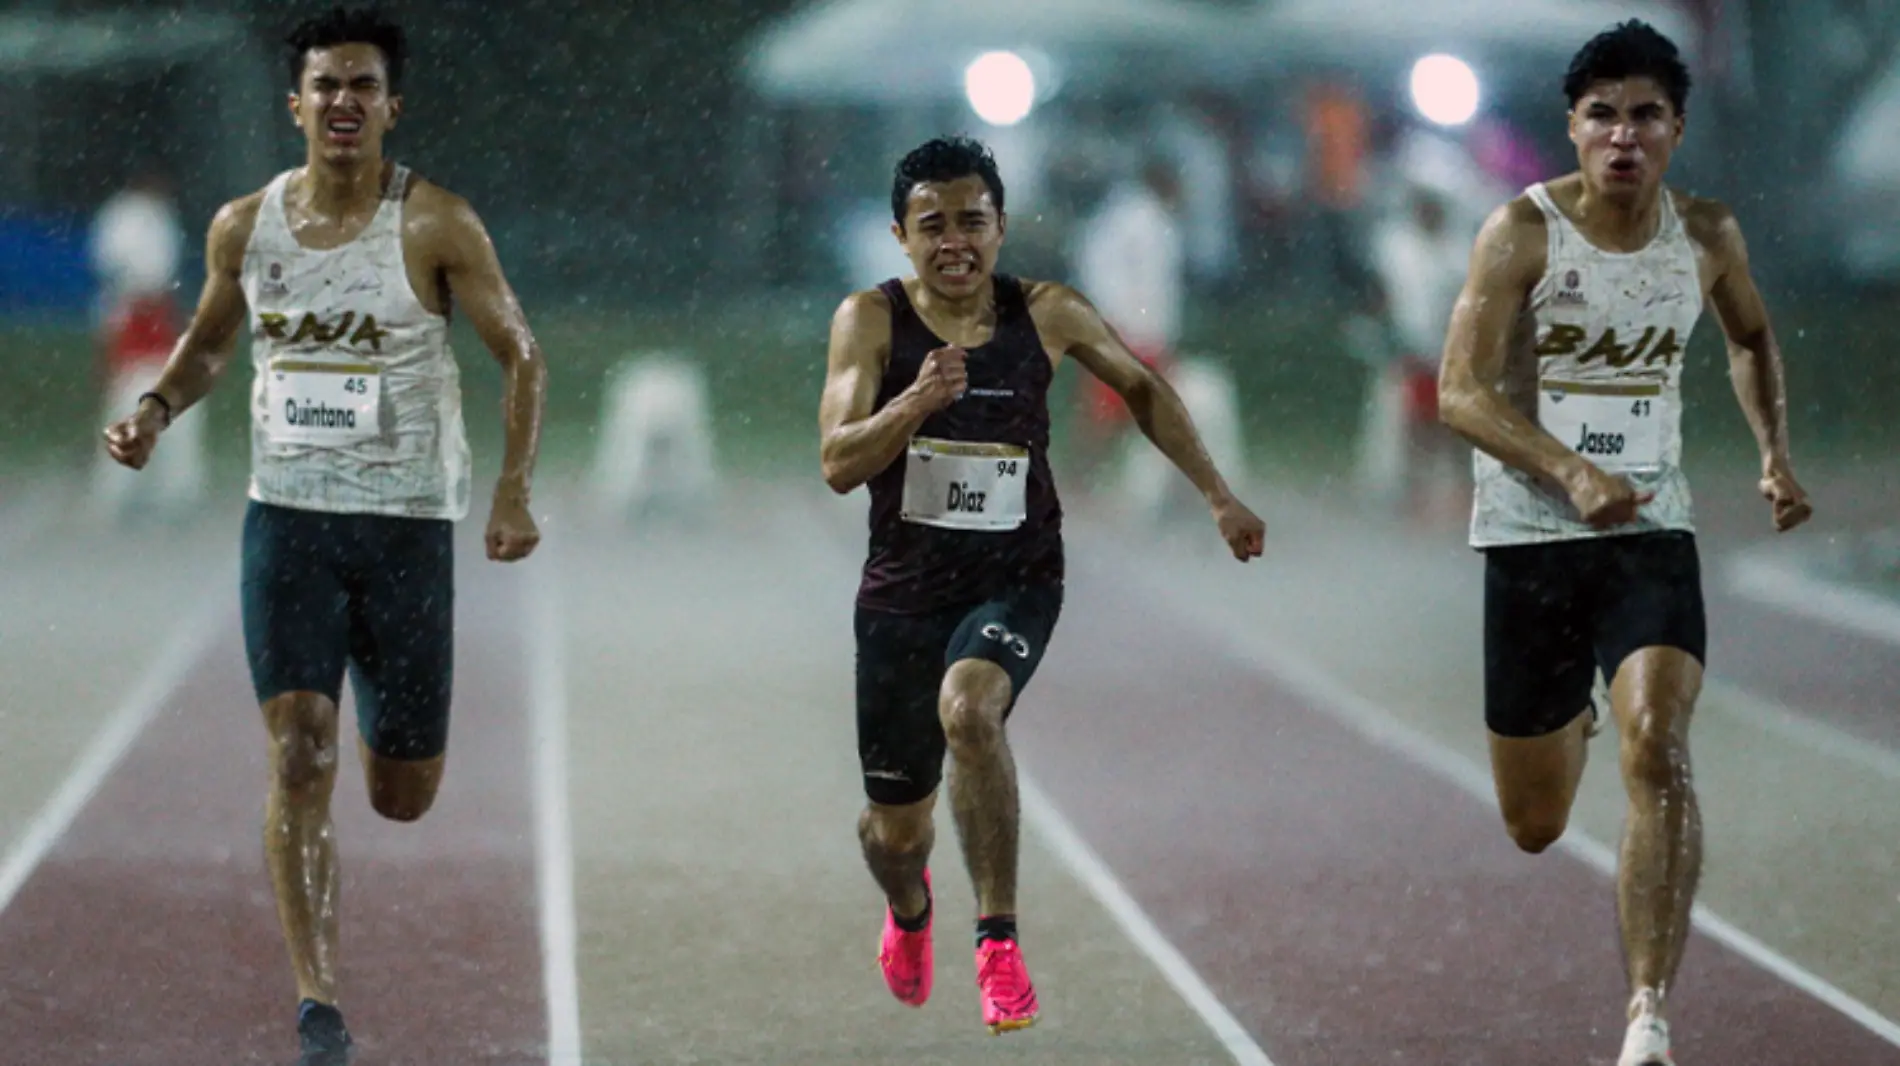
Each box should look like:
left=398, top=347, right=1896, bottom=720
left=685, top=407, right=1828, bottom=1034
left=1563, top=20, right=1690, bottom=114
left=890, top=136, right=1006, bottom=229
left=286, top=6, right=407, bottom=92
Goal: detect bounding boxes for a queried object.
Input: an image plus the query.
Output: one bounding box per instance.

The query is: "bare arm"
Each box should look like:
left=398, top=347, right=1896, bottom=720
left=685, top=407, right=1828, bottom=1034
left=1695, top=200, right=1811, bottom=530
left=1036, top=282, right=1234, bottom=506
left=1700, top=205, right=1790, bottom=470
left=817, top=291, right=948, bottom=494
left=143, top=198, right=257, bottom=421
left=1437, top=200, right=1589, bottom=489
left=427, top=189, right=547, bottom=505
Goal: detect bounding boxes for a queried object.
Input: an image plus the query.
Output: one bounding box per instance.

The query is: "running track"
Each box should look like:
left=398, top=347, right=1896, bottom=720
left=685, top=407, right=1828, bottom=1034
left=0, top=473, right=1896, bottom=1064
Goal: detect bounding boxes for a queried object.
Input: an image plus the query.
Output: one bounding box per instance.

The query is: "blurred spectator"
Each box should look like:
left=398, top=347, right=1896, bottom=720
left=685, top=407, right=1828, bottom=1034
left=88, top=163, right=206, bottom=518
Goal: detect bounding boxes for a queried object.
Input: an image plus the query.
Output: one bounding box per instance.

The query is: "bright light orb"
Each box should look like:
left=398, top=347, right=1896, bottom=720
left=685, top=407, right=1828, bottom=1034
left=965, top=51, right=1036, bottom=127
left=1410, top=53, right=1480, bottom=127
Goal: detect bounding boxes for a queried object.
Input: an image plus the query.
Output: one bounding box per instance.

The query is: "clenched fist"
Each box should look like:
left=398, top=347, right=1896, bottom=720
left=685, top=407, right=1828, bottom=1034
left=102, top=398, right=169, bottom=471
left=906, top=345, right=969, bottom=414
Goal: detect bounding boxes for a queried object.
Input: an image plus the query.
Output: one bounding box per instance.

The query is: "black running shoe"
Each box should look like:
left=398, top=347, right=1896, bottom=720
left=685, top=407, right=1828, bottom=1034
left=297, top=999, right=354, bottom=1065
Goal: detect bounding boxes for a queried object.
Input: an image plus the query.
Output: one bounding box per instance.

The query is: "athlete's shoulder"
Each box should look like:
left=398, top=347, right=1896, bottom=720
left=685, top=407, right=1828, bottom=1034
left=830, top=286, right=895, bottom=345
left=1466, top=186, right=1554, bottom=286
left=398, top=173, right=505, bottom=275
left=208, top=187, right=268, bottom=262
left=400, top=173, right=481, bottom=234
left=1671, top=188, right=1745, bottom=253
left=1019, top=277, right=1093, bottom=323
left=1485, top=186, right=1553, bottom=236
left=836, top=284, right=894, bottom=318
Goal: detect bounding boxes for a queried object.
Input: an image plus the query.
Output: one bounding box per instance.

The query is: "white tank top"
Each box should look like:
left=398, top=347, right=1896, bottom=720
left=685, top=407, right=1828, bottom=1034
left=1469, top=182, right=1703, bottom=548
left=239, top=164, right=471, bottom=521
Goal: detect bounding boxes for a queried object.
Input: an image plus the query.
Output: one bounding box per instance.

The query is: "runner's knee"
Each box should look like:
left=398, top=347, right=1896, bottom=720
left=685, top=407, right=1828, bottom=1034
left=1619, top=701, right=1690, bottom=793
left=939, top=660, right=1010, bottom=757
left=861, top=799, right=933, bottom=855
left=264, top=692, right=340, bottom=794
left=1501, top=801, right=1570, bottom=854
left=364, top=751, right=443, bottom=823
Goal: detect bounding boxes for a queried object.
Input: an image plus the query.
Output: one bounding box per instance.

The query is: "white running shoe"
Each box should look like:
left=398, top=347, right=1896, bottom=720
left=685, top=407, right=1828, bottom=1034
left=1618, top=1011, right=1675, bottom=1066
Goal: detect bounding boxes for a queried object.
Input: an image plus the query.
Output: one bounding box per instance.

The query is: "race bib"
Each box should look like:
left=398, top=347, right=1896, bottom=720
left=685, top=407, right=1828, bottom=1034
left=265, top=359, right=382, bottom=445
left=900, top=437, right=1029, bottom=532
left=1538, top=377, right=1662, bottom=473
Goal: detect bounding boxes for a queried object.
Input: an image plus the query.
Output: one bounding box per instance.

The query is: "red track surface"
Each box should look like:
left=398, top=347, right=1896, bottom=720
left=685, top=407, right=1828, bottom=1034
left=0, top=548, right=544, bottom=1065
left=1015, top=559, right=1900, bottom=1065
left=2, top=484, right=1895, bottom=1064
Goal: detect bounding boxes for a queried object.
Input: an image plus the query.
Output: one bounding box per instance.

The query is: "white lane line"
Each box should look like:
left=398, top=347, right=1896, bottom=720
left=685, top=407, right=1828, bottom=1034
left=792, top=488, right=1274, bottom=1062
left=1725, top=548, right=1900, bottom=648
left=1124, top=560, right=1900, bottom=1051
left=1021, top=772, right=1277, bottom=1065
left=0, top=595, right=223, bottom=916
left=526, top=546, right=583, bottom=1066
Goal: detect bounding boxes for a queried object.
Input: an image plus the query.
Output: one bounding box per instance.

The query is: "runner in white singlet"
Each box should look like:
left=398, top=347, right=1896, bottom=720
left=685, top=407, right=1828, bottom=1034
left=1436, top=20, right=1811, bottom=1066
left=101, top=9, right=549, bottom=1063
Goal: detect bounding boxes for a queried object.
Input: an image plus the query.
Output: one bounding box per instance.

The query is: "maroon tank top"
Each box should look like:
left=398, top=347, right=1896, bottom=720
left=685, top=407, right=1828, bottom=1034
left=855, top=274, right=1064, bottom=613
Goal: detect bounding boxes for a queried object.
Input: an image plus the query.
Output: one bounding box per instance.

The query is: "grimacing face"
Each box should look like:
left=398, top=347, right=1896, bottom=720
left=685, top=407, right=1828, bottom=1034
left=290, top=43, right=400, bottom=163
left=1568, top=76, right=1683, bottom=204
left=892, top=175, right=1006, bottom=301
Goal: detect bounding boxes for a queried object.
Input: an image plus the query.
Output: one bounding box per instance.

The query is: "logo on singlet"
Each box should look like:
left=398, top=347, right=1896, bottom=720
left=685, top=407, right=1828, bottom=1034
left=1553, top=268, right=1587, bottom=307
left=258, top=310, right=391, bottom=352
left=1535, top=324, right=1683, bottom=368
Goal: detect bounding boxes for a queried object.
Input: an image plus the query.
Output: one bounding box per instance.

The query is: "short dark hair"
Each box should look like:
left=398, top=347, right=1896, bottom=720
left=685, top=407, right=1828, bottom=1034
left=890, top=136, right=1006, bottom=228
left=1563, top=20, right=1691, bottom=114
left=286, top=6, right=407, bottom=92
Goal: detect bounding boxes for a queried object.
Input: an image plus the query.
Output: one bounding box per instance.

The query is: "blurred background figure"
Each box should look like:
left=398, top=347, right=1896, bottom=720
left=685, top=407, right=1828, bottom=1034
left=1068, top=156, right=1186, bottom=494
left=87, top=162, right=205, bottom=519
left=1356, top=176, right=1475, bottom=525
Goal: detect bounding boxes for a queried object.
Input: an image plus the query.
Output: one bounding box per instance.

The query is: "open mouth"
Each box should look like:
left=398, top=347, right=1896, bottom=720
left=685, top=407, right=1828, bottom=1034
left=938, top=261, right=976, bottom=279
left=1607, top=157, right=1640, bottom=180
left=325, top=115, right=364, bottom=141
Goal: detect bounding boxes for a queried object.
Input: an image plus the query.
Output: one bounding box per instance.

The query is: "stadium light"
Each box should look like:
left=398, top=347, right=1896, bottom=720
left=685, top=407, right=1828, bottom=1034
left=1409, top=53, right=1480, bottom=127
left=964, top=51, right=1036, bottom=127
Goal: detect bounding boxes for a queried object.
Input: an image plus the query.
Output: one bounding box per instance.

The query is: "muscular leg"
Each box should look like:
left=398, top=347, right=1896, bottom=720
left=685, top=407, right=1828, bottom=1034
left=1489, top=704, right=1595, bottom=853
left=1608, top=646, right=1704, bottom=1020
left=939, top=658, right=1019, bottom=918
left=859, top=792, right=936, bottom=920
left=357, top=738, right=446, bottom=823
left=262, top=691, right=345, bottom=1007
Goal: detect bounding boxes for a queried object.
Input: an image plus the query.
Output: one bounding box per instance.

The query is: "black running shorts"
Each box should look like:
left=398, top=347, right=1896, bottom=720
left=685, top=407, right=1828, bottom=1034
left=241, top=499, right=456, bottom=760
left=1482, top=530, right=1705, bottom=738
left=853, top=583, right=1063, bottom=807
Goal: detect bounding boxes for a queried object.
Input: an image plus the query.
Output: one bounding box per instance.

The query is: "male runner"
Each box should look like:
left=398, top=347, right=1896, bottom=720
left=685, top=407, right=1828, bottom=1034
left=817, top=136, right=1265, bottom=1034
left=102, top=8, right=547, bottom=1062
left=1437, top=21, right=1811, bottom=1066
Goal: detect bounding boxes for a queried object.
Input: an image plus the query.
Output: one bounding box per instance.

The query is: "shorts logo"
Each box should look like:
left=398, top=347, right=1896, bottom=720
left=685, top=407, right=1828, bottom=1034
left=980, top=622, right=1032, bottom=659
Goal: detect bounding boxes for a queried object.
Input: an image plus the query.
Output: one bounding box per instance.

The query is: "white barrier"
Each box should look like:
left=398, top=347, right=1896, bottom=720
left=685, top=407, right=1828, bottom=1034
left=588, top=353, right=719, bottom=522
left=1119, top=355, right=1248, bottom=519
